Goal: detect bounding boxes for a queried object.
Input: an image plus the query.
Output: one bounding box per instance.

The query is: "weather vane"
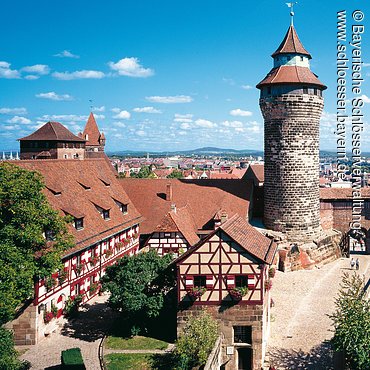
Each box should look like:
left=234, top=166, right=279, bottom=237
left=89, top=99, right=93, bottom=112
left=286, top=2, right=298, bottom=26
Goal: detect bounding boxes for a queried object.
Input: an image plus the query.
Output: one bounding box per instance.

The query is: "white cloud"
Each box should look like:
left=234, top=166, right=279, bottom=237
left=363, top=63, right=370, bottom=67
left=24, top=75, right=40, bottom=80
left=38, top=114, right=104, bottom=122
left=6, top=116, right=31, bottom=124
left=146, top=95, right=193, bottom=104
left=174, top=113, right=193, bottom=122
left=108, top=57, right=154, bottom=77
left=133, top=106, right=162, bottom=114
left=195, top=119, right=217, bottom=128
left=4, top=125, right=20, bottom=130
left=21, top=64, right=50, bottom=75
left=180, top=122, right=191, bottom=130
left=136, top=130, right=146, bottom=136
left=52, top=70, right=105, bottom=80
left=359, top=94, right=370, bottom=104
left=111, top=108, right=121, bottom=113
left=221, top=120, right=243, bottom=128
left=0, top=61, right=20, bottom=79
left=241, top=85, right=253, bottom=90
left=54, top=50, right=80, bottom=59
left=92, top=106, right=105, bottom=112
left=223, top=77, right=235, bottom=86
left=113, top=121, right=126, bottom=128
left=230, top=108, right=253, bottom=117
left=0, top=107, right=27, bottom=115
left=36, top=92, right=74, bottom=101
left=113, top=110, right=131, bottom=120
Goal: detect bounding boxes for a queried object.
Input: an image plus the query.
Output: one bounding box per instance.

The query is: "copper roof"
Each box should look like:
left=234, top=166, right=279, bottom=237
left=19, top=121, right=86, bottom=142
left=15, top=159, right=142, bottom=256
left=175, top=214, right=277, bottom=265
left=120, top=178, right=252, bottom=234
left=257, top=65, right=326, bottom=89
left=272, top=25, right=311, bottom=58
left=83, top=113, right=102, bottom=146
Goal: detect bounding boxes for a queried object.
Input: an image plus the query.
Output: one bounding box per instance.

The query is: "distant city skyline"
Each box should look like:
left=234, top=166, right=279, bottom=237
left=0, top=0, right=369, bottom=152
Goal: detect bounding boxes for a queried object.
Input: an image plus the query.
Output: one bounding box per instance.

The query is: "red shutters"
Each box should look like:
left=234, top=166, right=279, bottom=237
left=248, top=274, right=256, bottom=288
left=185, top=276, right=194, bottom=289
left=206, top=275, right=213, bottom=289
left=226, top=275, right=235, bottom=288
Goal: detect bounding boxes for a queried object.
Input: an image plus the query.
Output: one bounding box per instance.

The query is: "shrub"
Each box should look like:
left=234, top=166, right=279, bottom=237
left=51, top=304, right=58, bottom=317
left=58, top=269, right=68, bottom=285
left=43, top=311, right=54, bottom=324
left=175, top=311, right=218, bottom=368
left=63, top=295, right=83, bottom=318
left=61, top=348, right=86, bottom=369
left=89, top=282, right=99, bottom=295
left=45, top=277, right=57, bottom=291
left=268, top=267, right=276, bottom=278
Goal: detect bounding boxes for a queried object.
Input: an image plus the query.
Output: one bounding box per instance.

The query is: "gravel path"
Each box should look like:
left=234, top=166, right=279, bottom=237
left=19, top=294, right=117, bottom=370
left=267, top=255, right=370, bottom=369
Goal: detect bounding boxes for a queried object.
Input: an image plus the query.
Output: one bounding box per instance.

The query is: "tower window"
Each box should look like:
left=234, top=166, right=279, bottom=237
left=194, top=276, right=206, bottom=288
left=102, top=209, right=110, bottom=220
left=267, top=87, right=272, bottom=95
left=303, top=86, right=308, bottom=94
left=300, top=56, right=304, bottom=61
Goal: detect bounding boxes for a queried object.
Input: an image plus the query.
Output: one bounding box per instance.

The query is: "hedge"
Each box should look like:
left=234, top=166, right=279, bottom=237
left=61, top=348, right=86, bottom=369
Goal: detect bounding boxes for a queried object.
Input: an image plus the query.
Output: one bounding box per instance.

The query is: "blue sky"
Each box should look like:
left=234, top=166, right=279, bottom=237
left=0, top=0, right=369, bottom=152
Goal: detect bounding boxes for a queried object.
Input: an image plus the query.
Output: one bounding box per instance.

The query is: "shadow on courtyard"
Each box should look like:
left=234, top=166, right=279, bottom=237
left=60, top=301, right=118, bottom=342
left=267, top=341, right=342, bottom=370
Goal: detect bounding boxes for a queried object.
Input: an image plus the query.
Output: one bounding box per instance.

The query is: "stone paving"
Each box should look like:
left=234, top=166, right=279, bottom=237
left=18, top=294, right=116, bottom=370
left=266, top=254, right=370, bottom=369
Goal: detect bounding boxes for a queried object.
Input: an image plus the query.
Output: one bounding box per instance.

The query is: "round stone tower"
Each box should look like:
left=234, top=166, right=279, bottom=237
left=257, top=25, right=326, bottom=242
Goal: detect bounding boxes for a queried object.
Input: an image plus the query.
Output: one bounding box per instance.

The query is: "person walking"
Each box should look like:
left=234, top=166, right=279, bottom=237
left=351, top=257, right=355, bottom=269
left=356, top=258, right=360, bottom=270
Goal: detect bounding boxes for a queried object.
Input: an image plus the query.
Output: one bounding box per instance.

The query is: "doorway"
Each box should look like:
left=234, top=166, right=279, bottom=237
left=237, top=348, right=252, bottom=370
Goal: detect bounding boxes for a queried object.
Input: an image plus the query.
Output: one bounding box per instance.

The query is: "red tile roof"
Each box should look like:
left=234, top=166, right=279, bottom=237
left=82, top=113, right=102, bottom=146
left=19, top=121, right=85, bottom=142
left=320, top=187, right=370, bottom=200
left=272, top=25, right=311, bottom=58
left=175, top=214, right=277, bottom=265
left=242, top=164, right=264, bottom=184
left=120, top=178, right=252, bottom=234
left=257, top=66, right=326, bottom=89
left=15, top=159, right=142, bottom=256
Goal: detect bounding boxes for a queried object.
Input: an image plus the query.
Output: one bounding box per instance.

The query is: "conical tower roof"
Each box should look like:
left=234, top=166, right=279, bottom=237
left=83, top=113, right=102, bottom=146
left=272, top=25, right=311, bottom=59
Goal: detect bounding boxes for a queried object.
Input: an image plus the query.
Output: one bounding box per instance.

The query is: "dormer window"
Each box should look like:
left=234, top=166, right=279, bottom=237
left=45, top=230, right=55, bottom=241
left=78, top=181, right=91, bottom=190
left=99, top=178, right=110, bottom=187
left=74, top=218, right=84, bottom=230
left=102, top=209, right=110, bottom=220
left=114, top=200, right=128, bottom=214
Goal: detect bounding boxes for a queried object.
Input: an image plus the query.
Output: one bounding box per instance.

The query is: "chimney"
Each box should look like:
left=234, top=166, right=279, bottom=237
left=221, top=212, right=228, bottom=224
left=166, top=183, right=173, bottom=201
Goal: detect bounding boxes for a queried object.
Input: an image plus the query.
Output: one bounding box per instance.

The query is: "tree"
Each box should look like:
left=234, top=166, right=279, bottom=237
left=329, top=272, right=370, bottom=370
left=101, top=250, right=175, bottom=327
left=167, top=169, right=183, bottom=179
left=175, top=311, right=219, bottom=369
left=130, top=166, right=155, bottom=178
left=0, top=163, right=73, bottom=325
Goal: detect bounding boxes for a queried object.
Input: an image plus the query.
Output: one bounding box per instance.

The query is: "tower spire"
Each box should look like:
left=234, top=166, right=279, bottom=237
left=286, top=2, right=297, bottom=26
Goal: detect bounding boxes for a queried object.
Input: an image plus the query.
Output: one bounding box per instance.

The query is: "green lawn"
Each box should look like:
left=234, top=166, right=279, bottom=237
left=104, top=353, right=176, bottom=370
left=105, top=353, right=151, bottom=370
left=105, top=335, right=169, bottom=350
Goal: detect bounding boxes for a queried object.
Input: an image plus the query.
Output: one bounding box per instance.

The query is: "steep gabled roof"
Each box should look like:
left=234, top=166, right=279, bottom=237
left=175, top=214, right=277, bottom=265
left=120, top=178, right=253, bottom=234
left=83, top=113, right=102, bottom=146
left=19, top=121, right=85, bottom=142
left=272, top=25, right=311, bottom=58
left=242, top=164, right=264, bottom=185
left=16, top=158, right=142, bottom=256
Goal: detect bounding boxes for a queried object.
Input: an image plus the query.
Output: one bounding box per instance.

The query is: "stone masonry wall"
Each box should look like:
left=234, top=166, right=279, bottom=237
left=177, top=304, right=266, bottom=370
left=260, top=93, right=324, bottom=242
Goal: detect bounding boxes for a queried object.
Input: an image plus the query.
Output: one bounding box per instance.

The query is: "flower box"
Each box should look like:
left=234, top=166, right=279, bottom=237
left=229, top=286, right=248, bottom=301
left=268, top=267, right=276, bottom=278
left=187, top=286, right=206, bottom=299
left=264, top=279, right=272, bottom=291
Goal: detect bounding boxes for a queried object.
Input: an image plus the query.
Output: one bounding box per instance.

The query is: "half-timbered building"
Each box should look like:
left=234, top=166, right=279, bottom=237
left=7, top=122, right=142, bottom=345
left=175, top=214, right=277, bottom=370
